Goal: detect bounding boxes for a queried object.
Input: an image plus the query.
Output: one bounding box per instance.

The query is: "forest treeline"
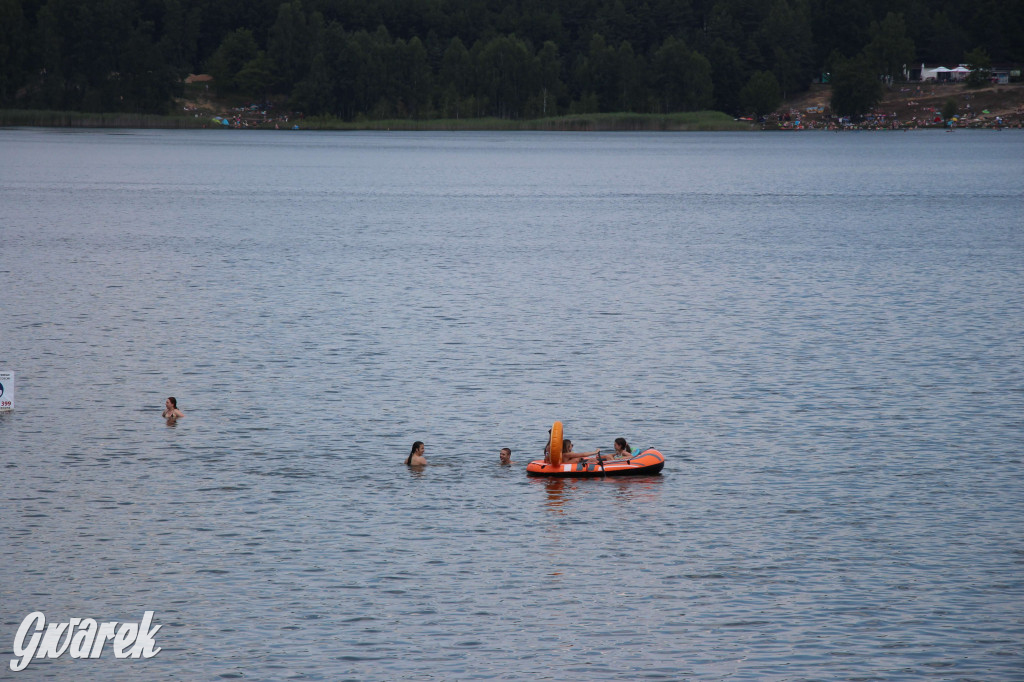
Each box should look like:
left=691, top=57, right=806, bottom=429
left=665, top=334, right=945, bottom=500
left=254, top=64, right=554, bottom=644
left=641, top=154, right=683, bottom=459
left=1, top=0, right=1021, bottom=119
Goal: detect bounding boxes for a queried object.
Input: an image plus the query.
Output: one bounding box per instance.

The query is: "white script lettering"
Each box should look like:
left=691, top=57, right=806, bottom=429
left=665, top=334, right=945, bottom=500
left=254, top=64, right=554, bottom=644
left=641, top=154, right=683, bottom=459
left=10, top=611, right=162, bottom=672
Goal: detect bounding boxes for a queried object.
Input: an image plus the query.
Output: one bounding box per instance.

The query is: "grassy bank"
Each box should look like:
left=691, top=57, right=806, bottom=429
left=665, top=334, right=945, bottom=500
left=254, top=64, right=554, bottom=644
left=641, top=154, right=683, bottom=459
left=528, top=111, right=750, bottom=131
left=265, top=111, right=748, bottom=131
left=0, top=109, right=208, bottom=129
left=3, top=108, right=749, bottom=132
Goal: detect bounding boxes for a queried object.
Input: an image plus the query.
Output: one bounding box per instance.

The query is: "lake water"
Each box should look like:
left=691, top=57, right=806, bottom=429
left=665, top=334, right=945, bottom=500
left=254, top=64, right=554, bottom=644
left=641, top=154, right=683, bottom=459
left=1, top=128, right=1022, bottom=680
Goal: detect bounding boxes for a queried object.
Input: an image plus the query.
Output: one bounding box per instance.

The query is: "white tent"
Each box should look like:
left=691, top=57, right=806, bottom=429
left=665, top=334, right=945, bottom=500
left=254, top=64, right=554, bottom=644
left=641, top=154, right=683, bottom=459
left=951, top=66, right=971, bottom=81
left=922, top=66, right=952, bottom=81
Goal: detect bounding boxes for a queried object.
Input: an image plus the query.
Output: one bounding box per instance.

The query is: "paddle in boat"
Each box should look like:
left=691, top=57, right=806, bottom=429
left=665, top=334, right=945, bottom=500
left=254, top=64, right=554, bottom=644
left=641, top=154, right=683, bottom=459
left=526, top=421, right=665, bottom=478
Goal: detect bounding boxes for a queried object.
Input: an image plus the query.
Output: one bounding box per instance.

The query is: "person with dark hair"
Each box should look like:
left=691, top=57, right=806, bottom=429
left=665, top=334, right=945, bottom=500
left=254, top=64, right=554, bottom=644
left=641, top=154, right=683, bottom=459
left=581, top=438, right=634, bottom=464
left=611, top=438, right=633, bottom=459
left=405, top=441, right=427, bottom=466
left=499, top=448, right=513, bottom=465
left=562, top=439, right=600, bottom=462
left=162, top=397, right=184, bottom=420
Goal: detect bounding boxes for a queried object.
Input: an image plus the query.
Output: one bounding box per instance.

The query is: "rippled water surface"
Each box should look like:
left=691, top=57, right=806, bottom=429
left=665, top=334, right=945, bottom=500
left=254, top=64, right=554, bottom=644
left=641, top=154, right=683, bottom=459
left=1, top=128, right=1022, bottom=680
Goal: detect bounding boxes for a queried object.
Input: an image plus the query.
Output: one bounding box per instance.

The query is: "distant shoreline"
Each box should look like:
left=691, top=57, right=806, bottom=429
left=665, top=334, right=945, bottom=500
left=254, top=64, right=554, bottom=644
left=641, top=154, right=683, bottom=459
left=3, top=101, right=1020, bottom=132
left=1, top=109, right=750, bottom=132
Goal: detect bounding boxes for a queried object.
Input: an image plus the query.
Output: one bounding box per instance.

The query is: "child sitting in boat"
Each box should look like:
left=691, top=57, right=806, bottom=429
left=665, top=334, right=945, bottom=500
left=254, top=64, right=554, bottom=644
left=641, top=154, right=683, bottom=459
left=581, top=438, right=635, bottom=464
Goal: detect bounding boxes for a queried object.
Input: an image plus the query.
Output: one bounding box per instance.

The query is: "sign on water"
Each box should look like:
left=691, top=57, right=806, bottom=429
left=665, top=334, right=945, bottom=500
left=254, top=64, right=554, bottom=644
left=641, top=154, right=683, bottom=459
left=0, top=371, right=13, bottom=410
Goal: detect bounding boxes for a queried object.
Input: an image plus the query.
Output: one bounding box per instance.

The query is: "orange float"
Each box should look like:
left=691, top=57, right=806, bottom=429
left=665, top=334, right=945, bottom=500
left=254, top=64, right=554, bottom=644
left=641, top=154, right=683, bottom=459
left=548, top=421, right=563, bottom=466
left=527, top=448, right=665, bottom=477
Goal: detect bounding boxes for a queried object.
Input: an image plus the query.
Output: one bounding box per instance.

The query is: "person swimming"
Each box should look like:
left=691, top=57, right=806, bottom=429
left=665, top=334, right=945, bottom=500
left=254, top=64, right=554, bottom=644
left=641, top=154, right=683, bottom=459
left=405, top=441, right=427, bottom=466
left=162, top=397, right=184, bottom=420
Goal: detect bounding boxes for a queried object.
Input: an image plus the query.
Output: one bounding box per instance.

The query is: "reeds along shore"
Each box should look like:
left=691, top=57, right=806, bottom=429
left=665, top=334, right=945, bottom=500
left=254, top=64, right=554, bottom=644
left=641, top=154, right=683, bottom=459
left=297, top=111, right=748, bottom=131
left=2, top=109, right=749, bottom=131
left=0, top=110, right=208, bottom=128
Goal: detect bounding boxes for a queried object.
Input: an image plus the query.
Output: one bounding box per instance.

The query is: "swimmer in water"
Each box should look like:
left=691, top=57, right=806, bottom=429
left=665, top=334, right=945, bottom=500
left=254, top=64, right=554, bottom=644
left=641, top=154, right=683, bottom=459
left=406, top=441, right=427, bottom=467
left=162, top=397, right=184, bottom=420
left=499, top=448, right=513, bottom=465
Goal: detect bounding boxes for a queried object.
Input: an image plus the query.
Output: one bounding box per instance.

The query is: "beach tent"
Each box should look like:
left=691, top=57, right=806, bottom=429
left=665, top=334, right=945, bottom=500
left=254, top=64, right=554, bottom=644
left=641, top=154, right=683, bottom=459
left=951, top=66, right=971, bottom=81
left=922, top=66, right=952, bottom=81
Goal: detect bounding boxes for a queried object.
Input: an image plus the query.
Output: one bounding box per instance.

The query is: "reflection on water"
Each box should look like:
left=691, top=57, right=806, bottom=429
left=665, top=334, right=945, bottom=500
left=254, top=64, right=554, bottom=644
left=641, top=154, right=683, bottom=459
left=1, top=129, right=1022, bottom=680
left=540, top=478, right=569, bottom=513
left=534, top=475, right=665, bottom=517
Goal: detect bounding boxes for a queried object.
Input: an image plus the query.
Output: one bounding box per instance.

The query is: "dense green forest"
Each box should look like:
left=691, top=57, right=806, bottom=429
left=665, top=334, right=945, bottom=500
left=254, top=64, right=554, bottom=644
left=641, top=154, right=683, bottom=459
left=1, top=0, right=1021, bottom=119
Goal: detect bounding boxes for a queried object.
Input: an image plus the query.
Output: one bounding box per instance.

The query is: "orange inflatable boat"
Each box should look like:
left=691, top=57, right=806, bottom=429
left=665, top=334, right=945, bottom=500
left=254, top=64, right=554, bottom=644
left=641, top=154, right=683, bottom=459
left=526, top=421, right=665, bottom=477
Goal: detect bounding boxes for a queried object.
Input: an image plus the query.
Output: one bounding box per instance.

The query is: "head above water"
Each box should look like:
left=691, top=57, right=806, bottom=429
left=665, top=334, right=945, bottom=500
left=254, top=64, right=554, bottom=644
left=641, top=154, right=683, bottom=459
left=166, top=397, right=177, bottom=408
left=499, top=447, right=511, bottom=463
left=614, top=437, right=631, bottom=454
left=406, top=441, right=425, bottom=466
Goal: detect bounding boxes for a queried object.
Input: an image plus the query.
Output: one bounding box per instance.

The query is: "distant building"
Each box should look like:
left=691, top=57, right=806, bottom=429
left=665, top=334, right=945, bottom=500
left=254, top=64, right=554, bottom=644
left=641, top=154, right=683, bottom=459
left=914, top=63, right=1020, bottom=84
left=990, top=65, right=1017, bottom=84
left=919, top=65, right=960, bottom=82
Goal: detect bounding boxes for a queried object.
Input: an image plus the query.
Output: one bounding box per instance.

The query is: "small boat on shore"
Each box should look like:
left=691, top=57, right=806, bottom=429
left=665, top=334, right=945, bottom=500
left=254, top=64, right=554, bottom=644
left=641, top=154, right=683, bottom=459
left=526, top=449, right=665, bottom=477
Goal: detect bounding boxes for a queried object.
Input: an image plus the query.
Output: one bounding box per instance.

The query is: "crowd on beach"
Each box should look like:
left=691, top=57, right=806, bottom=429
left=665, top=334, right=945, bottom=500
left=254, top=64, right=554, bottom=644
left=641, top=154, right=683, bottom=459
left=765, top=111, right=1018, bottom=131
left=182, top=101, right=301, bottom=129
left=760, top=85, right=1022, bottom=131
left=213, top=103, right=300, bottom=129
left=762, top=109, right=1019, bottom=131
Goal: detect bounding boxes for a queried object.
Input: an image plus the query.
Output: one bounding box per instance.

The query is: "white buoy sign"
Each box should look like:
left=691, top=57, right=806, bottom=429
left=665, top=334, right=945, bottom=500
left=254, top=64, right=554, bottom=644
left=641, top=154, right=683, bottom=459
left=0, top=371, right=13, bottom=411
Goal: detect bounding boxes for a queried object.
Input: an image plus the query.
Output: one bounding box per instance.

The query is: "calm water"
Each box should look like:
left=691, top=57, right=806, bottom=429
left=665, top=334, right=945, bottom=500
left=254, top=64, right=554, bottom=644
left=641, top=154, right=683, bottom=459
left=1, top=128, right=1022, bottom=680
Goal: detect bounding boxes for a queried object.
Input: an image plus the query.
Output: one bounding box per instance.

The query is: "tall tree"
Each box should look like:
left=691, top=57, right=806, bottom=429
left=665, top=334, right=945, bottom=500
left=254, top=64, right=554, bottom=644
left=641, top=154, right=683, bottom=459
left=759, top=0, right=813, bottom=97
left=159, top=0, right=201, bottom=75
left=438, top=35, right=473, bottom=117
left=268, top=0, right=312, bottom=92
left=864, top=12, right=915, bottom=81
left=830, top=54, right=882, bottom=117
left=207, top=28, right=259, bottom=94
left=739, top=69, right=780, bottom=116
left=927, top=11, right=967, bottom=63
left=614, top=41, right=646, bottom=112
left=392, top=36, right=432, bottom=117
left=579, top=33, right=616, bottom=111
left=0, top=0, right=27, bottom=104
left=477, top=34, right=535, bottom=118
left=536, top=39, right=565, bottom=116
left=652, top=36, right=713, bottom=112
left=963, top=47, right=992, bottom=88
left=702, top=37, right=746, bottom=115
